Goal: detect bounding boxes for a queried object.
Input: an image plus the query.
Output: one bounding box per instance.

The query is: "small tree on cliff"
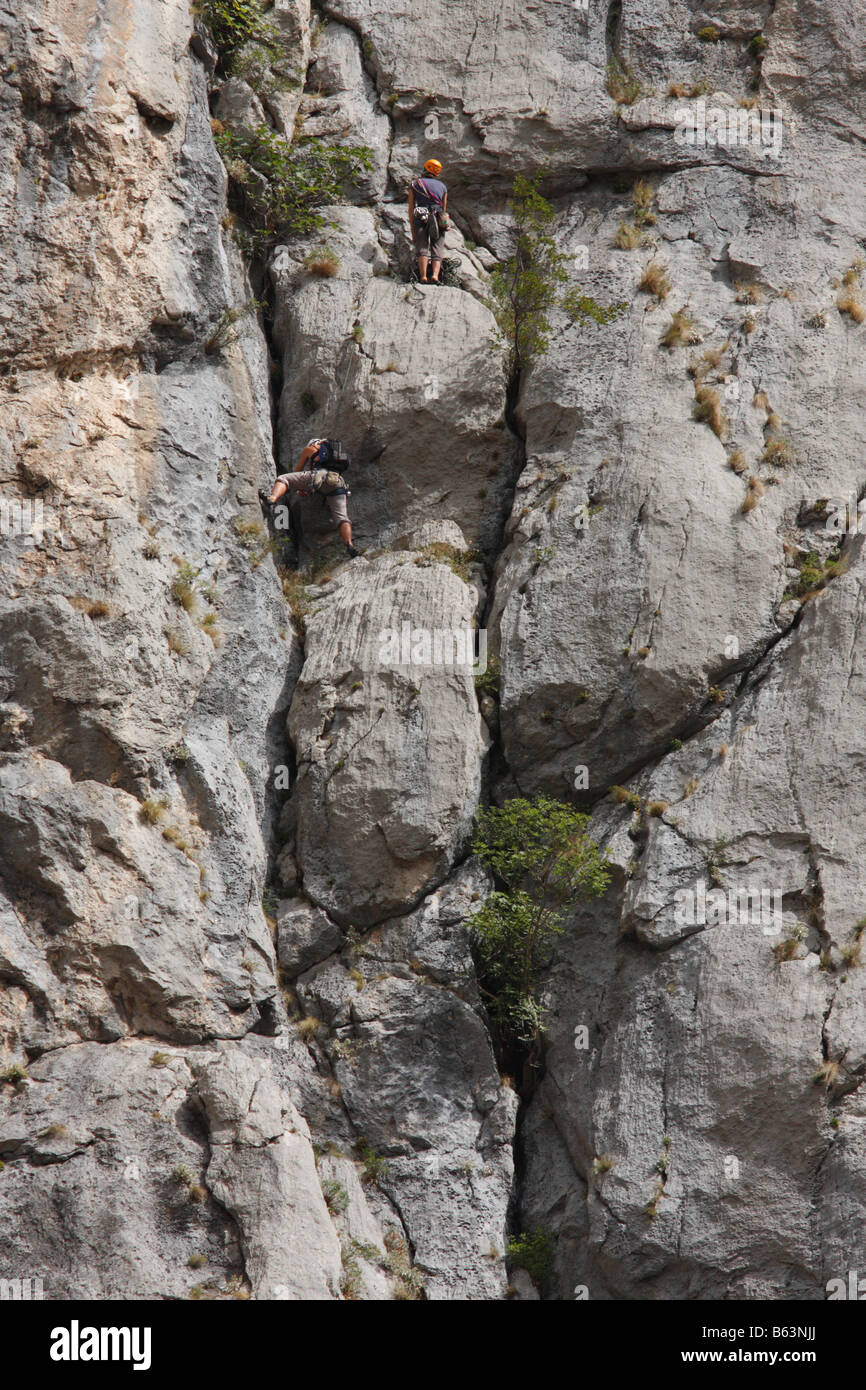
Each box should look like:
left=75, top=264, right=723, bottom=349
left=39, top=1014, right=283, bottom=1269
left=468, top=796, right=611, bottom=1051
left=488, top=174, right=625, bottom=388
left=216, top=125, right=374, bottom=252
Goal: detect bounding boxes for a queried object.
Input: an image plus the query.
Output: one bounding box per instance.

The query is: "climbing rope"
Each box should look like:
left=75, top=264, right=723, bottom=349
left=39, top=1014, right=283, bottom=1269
left=408, top=256, right=463, bottom=288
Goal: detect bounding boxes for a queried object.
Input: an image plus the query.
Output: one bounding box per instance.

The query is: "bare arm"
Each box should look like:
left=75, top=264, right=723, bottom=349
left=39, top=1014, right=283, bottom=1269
left=294, top=444, right=317, bottom=473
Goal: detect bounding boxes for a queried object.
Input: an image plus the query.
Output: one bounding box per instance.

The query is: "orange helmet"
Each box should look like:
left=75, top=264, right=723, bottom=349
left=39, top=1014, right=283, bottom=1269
left=424, top=158, right=443, bottom=176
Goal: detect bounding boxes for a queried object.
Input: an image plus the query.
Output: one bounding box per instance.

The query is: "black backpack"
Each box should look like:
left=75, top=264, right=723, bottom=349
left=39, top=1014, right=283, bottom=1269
left=314, top=438, right=350, bottom=471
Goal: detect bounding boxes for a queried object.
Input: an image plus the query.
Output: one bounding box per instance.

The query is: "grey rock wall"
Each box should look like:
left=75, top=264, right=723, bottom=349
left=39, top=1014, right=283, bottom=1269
left=2, top=0, right=865, bottom=1301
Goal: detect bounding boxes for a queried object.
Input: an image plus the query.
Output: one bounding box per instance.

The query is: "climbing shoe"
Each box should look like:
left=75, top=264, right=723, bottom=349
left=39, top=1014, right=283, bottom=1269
left=346, top=544, right=361, bottom=558
left=257, top=488, right=271, bottom=506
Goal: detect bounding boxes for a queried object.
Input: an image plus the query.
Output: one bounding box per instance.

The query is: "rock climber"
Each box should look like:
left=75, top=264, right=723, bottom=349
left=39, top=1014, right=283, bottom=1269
left=408, top=158, right=449, bottom=284
left=259, top=437, right=359, bottom=558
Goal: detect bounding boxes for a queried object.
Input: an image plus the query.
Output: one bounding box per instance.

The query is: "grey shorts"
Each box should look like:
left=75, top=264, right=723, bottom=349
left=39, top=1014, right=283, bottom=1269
left=412, top=212, right=446, bottom=261
left=276, top=470, right=351, bottom=527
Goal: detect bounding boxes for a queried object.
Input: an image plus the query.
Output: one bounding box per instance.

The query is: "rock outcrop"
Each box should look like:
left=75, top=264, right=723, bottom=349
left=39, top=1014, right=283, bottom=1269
left=2, top=0, right=866, bottom=1302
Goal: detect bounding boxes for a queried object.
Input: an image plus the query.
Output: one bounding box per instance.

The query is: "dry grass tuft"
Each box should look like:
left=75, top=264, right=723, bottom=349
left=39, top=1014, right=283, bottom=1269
left=166, top=627, right=191, bottom=656
left=614, top=220, right=643, bottom=251
left=837, top=289, right=866, bottom=323
left=296, top=1016, right=322, bottom=1039
left=813, top=1059, right=842, bottom=1089
left=734, top=281, right=764, bottom=304
left=693, top=384, right=728, bottom=439
left=661, top=306, right=700, bottom=349
left=741, top=476, right=765, bottom=514
left=303, top=247, right=341, bottom=278
left=761, top=438, right=795, bottom=468
left=639, top=261, right=671, bottom=301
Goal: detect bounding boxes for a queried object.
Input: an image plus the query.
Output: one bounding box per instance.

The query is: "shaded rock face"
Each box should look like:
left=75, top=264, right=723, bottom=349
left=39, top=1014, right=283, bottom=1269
left=2, top=0, right=866, bottom=1304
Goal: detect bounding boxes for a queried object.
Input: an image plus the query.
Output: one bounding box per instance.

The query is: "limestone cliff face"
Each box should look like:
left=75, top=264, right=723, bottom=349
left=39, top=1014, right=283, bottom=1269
left=1, top=0, right=865, bottom=1300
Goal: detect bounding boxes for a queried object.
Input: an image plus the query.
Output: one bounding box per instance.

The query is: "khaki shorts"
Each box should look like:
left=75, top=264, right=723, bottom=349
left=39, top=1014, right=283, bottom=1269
left=412, top=211, right=446, bottom=261
left=276, top=470, right=351, bottom=528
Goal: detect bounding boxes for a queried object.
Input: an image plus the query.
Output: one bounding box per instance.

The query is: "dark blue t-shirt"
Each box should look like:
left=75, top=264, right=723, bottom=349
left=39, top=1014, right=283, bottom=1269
left=411, top=176, right=447, bottom=207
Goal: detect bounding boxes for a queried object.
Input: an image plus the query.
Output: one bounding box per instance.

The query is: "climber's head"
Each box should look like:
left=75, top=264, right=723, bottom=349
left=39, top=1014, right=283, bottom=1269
left=424, top=158, right=443, bottom=176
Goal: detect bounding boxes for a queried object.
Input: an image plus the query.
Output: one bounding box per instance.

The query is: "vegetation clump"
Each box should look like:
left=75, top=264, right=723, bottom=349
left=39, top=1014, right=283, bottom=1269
left=506, top=1228, right=552, bottom=1286
left=198, top=0, right=299, bottom=92
left=303, top=247, right=341, bottom=278
left=205, top=298, right=265, bottom=354
left=605, top=58, right=642, bottom=105
left=661, top=306, right=700, bottom=349
left=488, top=174, right=625, bottom=385
left=785, top=549, right=846, bottom=602
left=468, top=797, right=610, bottom=1050
left=639, top=261, right=671, bottom=302
left=215, top=125, right=374, bottom=254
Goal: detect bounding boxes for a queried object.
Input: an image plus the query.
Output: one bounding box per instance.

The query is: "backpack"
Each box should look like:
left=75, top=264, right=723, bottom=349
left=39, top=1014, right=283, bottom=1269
left=308, top=438, right=350, bottom=472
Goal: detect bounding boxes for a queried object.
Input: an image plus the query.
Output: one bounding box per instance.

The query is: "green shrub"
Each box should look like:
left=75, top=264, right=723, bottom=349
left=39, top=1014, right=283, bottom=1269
left=469, top=797, right=610, bottom=1046
left=605, top=58, right=642, bottom=104
left=474, top=654, right=501, bottom=697
left=357, top=1143, right=389, bottom=1186
left=414, top=541, right=479, bottom=583
left=322, top=1178, right=350, bottom=1213
left=506, top=1228, right=553, bottom=1285
left=487, top=174, right=624, bottom=384
left=199, top=0, right=281, bottom=73
left=215, top=125, right=374, bottom=252
left=204, top=298, right=265, bottom=354
left=785, top=549, right=846, bottom=601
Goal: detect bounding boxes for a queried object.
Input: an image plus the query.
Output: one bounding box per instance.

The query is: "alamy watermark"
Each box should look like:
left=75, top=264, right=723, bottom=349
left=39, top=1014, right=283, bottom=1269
left=822, top=494, right=866, bottom=536
left=377, top=623, right=487, bottom=673
left=827, top=1270, right=866, bottom=1300
left=50, top=1322, right=151, bottom=1370
left=674, top=881, right=783, bottom=934
left=674, top=100, right=784, bottom=161
left=0, top=497, right=44, bottom=545
left=0, top=1276, right=44, bottom=1300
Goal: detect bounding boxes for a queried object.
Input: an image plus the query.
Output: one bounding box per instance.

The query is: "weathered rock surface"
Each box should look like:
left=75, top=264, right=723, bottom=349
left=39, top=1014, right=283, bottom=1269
left=287, top=551, right=489, bottom=927
left=3, top=0, right=866, bottom=1305
left=270, top=206, right=519, bottom=559
left=296, top=863, right=517, bottom=1299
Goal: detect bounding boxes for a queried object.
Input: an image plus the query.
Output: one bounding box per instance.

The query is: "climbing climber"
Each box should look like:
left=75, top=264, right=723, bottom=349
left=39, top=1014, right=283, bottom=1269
left=408, top=158, right=449, bottom=284
left=259, top=437, right=360, bottom=558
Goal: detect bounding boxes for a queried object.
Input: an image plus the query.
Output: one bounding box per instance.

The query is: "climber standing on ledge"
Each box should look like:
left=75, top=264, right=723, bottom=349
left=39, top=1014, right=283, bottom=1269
left=408, top=158, right=449, bottom=284
left=259, top=437, right=359, bottom=559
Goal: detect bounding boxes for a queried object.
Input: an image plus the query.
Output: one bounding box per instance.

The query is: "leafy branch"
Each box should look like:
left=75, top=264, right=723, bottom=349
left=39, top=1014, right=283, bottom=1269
left=468, top=796, right=611, bottom=1049
left=487, top=174, right=626, bottom=385
left=216, top=125, right=374, bottom=253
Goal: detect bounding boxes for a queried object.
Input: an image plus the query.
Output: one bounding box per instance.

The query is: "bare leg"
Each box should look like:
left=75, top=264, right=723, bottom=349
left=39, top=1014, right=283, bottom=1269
left=417, top=254, right=429, bottom=282
left=267, top=479, right=289, bottom=504
left=429, top=258, right=442, bottom=282
left=338, top=520, right=353, bottom=547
